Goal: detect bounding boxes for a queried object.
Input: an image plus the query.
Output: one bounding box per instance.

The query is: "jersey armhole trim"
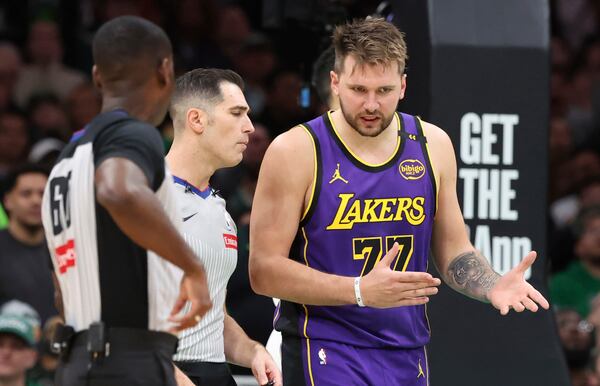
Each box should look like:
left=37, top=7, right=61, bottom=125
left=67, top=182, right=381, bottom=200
left=415, top=116, right=439, bottom=218
left=299, top=123, right=322, bottom=226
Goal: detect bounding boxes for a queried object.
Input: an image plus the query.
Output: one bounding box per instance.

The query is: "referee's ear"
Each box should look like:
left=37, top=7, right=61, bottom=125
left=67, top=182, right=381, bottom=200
left=186, top=107, right=206, bottom=135
left=92, top=65, right=103, bottom=91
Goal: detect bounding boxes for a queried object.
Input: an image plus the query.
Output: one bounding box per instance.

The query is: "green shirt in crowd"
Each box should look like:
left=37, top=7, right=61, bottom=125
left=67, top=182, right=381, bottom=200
left=0, top=204, right=8, bottom=230
left=549, top=261, right=600, bottom=317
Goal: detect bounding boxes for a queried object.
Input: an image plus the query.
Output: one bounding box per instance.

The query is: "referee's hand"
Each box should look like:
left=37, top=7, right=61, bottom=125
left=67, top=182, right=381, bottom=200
left=168, top=268, right=212, bottom=331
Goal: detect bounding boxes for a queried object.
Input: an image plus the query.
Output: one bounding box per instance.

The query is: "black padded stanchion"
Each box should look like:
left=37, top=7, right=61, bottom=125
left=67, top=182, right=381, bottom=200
left=392, top=1, right=570, bottom=385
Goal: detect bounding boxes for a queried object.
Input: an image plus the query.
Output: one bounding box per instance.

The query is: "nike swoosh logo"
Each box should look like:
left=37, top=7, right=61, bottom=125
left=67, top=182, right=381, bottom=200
left=183, top=213, right=198, bottom=222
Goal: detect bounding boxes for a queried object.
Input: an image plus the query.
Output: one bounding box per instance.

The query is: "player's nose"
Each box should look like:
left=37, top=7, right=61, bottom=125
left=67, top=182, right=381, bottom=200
left=363, top=93, right=380, bottom=112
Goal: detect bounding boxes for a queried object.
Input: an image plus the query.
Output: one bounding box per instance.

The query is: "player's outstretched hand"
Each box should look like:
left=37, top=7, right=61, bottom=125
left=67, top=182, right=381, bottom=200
left=360, top=243, right=441, bottom=308
left=251, top=344, right=282, bottom=386
left=487, top=251, right=550, bottom=315
left=168, top=267, right=212, bottom=331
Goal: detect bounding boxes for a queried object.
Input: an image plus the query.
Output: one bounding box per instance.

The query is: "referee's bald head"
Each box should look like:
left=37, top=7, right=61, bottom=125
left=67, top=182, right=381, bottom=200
left=92, top=16, right=172, bottom=89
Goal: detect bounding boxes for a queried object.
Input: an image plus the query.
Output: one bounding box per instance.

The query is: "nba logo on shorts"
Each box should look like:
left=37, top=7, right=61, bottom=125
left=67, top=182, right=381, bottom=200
left=318, top=348, right=327, bottom=365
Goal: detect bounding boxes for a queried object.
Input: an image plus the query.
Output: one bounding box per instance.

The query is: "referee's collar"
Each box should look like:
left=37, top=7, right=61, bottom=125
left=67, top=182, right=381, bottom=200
left=172, top=175, right=212, bottom=199
left=70, top=109, right=129, bottom=143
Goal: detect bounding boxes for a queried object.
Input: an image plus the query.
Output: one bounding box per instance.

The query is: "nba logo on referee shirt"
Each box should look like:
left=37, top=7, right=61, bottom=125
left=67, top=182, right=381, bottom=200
left=225, top=216, right=233, bottom=231
left=318, top=348, right=327, bottom=365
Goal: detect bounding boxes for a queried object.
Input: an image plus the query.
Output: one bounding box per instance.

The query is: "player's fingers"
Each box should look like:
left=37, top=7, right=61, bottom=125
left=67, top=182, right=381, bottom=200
left=395, top=297, right=429, bottom=307
left=516, top=251, right=537, bottom=273
left=392, top=271, right=437, bottom=284
left=400, top=286, right=439, bottom=298
left=379, top=242, right=399, bottom=267
left=396, top=280, right=439, bottom=290
left=499, top=304, right=510, bottom=315
left=512, top=301, right=526, bottom=313
left=529, top=288, right=550, bottom=309
left=522, top=297, right=538, bottom=312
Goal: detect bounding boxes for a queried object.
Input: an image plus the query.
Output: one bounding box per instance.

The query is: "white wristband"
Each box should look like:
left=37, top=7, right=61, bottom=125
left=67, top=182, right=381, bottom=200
left=354, top=276, right=365, bottom=307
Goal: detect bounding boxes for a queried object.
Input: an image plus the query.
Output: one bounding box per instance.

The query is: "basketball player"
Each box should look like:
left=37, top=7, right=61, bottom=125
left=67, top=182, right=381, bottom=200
left=265, top=45, right=340, bottom=368
left=167, top=68, right=282, bottom=386
left=41, top=16, right=211, bottom=386
left=249, top=18, right=550, bottom=385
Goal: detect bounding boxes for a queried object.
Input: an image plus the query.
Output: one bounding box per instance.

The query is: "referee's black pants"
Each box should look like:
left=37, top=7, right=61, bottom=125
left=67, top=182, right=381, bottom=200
left=56, top=328, right=178, bottom=386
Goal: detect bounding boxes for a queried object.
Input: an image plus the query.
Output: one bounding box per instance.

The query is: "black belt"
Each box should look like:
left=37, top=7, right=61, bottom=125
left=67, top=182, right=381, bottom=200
left=174, top=361, right=231, bottom=377
left=71, top=327, right=178, bottom=355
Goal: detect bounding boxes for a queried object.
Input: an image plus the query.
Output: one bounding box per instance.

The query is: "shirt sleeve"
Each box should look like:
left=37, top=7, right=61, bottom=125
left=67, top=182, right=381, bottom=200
left=94, top=121, right=166, bottom=191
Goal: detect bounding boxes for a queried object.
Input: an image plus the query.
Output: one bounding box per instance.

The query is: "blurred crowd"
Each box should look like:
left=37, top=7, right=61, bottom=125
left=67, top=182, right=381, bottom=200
left=0, top=0, right=598, bottom=385
left=548, top=0, right=600, bottom=385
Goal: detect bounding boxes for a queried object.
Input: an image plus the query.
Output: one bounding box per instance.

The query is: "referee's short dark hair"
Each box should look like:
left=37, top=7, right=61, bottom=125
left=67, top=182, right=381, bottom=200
left=92, top=16, right=172, bottom=84
left=169, top=68, right=244, bottom=124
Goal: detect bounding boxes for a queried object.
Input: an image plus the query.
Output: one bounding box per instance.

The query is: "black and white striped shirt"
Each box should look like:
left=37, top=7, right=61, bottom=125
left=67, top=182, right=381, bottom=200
left=42, top=110, right=182, bottom=332
left=171, top=177, right=237, bottom=362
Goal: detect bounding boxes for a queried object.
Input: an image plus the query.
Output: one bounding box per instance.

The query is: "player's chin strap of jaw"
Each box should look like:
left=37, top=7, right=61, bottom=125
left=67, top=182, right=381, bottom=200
left=354, top=276, right=366, bottom=307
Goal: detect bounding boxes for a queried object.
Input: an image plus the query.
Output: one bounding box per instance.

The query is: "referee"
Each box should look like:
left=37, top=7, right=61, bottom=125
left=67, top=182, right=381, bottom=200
left=41, top=16, right=211, bottom=386
left=166, top=68, right=282, bottom=386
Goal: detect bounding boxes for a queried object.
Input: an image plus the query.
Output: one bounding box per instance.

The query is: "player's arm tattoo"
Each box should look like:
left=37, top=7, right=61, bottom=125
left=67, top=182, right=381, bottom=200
left=445, top=251, right=500, bottom=302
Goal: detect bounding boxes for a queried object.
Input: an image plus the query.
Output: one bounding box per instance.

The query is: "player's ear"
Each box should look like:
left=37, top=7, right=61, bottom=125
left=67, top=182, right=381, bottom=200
left=399, top=73, right=407, bottom=100
left=330, top=70, right=340, bottom=96
left=187, top=107, right=206, bottom=135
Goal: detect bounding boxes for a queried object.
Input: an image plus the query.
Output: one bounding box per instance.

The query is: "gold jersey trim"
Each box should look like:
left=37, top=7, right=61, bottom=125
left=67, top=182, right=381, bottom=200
left=327, top=110, right=402, bottom=168
left=300, top=124, right=318, bottom=222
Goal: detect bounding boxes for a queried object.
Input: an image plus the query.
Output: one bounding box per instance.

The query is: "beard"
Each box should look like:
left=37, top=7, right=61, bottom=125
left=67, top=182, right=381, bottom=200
left=21, top=220, right=43, bottom=235
left=586, top=253, right=600, bottom=268
left=564, top=346, right=593, bottom=369
left=339, top=99, right=395, bottom=138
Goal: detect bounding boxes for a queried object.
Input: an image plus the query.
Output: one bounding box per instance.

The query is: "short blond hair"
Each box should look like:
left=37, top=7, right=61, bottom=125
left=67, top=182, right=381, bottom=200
left=333, top=17, right=408, bottom=74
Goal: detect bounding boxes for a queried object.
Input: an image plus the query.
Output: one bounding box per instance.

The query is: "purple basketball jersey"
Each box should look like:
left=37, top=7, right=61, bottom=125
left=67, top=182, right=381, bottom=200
left=275, top=111, right=437, bottom=349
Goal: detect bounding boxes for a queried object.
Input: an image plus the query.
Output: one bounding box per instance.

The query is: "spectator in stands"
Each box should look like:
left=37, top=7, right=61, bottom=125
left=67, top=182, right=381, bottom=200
left=0, top=111, right=29, bottom=184
left=556, top=307, right=597, bottom=385
left=65, top=83, right=101, bottom=132
left=0, top=42, right=22, bottom=112
left=27, top=94, right=70, bottom=142
left=0, top=165, right=56, bottom=323
left=0, top=312, right=41, bottom=386
left=259, top=69, right=313, bottom=137
left=27, top=138, right=65, bottom=172
left=14, top=19, right=85, bottom=108
left=232, top=34, right=278, bottom=117
left=216, top=5, right=252, bottom=59
left=170, top=0, right=229, bottom=71
left=551, top=206, right=600, bottom=318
